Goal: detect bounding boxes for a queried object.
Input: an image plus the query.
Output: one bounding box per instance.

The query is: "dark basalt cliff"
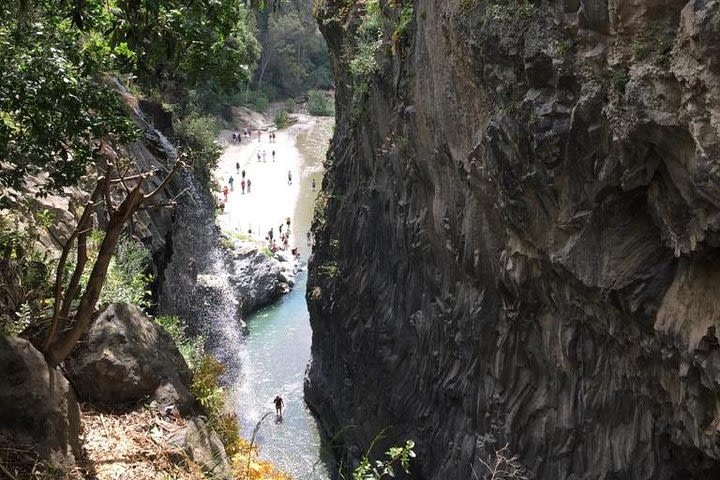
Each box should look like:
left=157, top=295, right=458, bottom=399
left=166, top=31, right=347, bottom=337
left=305, top=1, right=720, bottom=479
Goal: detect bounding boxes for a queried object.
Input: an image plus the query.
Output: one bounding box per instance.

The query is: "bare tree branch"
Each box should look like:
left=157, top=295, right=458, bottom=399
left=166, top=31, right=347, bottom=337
left=144, top=158, right=186, bottom=201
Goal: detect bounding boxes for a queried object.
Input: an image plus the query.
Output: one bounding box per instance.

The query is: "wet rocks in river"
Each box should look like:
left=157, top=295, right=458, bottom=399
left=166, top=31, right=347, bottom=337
left=65, top=302, right=195, bottom=415
left=226, top=241, right=300, bottom=316
left=0, top=336, right=82, bottom=469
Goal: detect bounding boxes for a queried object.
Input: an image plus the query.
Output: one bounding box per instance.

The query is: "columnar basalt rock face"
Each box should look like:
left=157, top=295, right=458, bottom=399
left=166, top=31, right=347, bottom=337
left=305, top=1, right=720, bottom=479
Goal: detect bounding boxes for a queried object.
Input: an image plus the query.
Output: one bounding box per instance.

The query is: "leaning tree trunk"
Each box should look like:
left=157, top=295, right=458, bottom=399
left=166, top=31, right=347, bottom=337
left=43, top=153, right=186, bottom=367
left=45, top=185, right=144, bottom=366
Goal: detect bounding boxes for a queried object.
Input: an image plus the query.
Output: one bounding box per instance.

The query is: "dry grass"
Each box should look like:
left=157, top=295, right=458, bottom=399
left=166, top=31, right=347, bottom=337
left=0, top=432, right=85, bottom=480
left=81, top=408, right=207, bottom=480
left=1, top=405, right=291, bottom=480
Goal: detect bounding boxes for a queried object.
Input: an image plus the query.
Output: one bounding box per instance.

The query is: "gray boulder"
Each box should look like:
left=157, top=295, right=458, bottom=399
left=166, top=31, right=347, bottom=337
left=167, top=416, right=232, bottom=478
left=0, top=336, right=81, bottom=469
left=65, top=303, right=195, bottom=414
left=228, top=244, right=291, bottom=315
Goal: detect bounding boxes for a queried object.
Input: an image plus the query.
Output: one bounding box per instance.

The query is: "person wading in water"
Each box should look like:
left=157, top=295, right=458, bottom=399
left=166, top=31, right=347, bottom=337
left=273, top=395, right=284, bottom=417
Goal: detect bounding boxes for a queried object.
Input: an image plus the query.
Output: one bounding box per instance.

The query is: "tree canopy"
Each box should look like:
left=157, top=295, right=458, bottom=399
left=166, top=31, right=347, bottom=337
left=0, top=0, right=260, bottom=198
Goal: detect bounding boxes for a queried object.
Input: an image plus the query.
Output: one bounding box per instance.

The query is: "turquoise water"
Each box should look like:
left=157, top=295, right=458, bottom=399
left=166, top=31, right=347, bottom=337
left=228, top=272, right=333, bottom=479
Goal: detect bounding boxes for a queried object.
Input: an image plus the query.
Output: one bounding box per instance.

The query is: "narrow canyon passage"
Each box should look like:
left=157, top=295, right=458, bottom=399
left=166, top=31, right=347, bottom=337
left=210, top=117, right=334, bottom=479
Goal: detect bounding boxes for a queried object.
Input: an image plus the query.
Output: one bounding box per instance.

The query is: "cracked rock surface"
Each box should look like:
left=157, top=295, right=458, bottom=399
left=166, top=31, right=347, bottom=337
left=306, top=1, right=720, bottom=479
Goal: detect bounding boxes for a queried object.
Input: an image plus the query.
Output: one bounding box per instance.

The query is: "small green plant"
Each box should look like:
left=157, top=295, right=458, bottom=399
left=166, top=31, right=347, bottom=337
left=2, top=303, right=32, bottom=336
left=261, top=246, right=275, bottom=258
left=556, top=40, right=571, bottom=56
left=319, top=261, right=340, bottom=278
left=352, top=440, right=416, bottom=480
left=155, top=315, right=205, bottom=368
left=610, top=68, right=630, bottom=93
left=486, top=0, right=535, bottom=22
left=190, top=355, right=244, bottom=457
left=174, top=113, right=223, bottom=191
left=391, top=3, right=414, bottom=53
left=632, top=39, right=650, bottom=60
left=231, top=231, right=252, bottom=243
left=191, top=355, right=225, bottom=414
left=91, top=233, right=153, bottom=309
left=220, top=235, right=236, bottom=250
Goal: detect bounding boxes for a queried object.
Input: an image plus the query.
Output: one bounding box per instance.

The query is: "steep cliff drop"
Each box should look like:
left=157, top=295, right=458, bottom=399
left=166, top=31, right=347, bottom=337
left=305, top=1, right=720, bottom=479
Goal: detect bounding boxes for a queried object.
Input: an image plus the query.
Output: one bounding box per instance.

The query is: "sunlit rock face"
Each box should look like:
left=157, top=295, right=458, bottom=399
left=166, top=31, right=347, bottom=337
left=305, top=1, right=720, bottom=479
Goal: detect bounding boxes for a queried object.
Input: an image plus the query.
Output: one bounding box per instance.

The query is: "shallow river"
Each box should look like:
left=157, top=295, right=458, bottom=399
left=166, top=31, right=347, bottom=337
left=217, top=118, right=334, bottom=479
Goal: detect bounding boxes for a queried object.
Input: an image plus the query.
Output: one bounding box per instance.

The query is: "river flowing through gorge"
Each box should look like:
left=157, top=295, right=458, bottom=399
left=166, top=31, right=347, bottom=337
left=215, top=117, right=334, bottom=479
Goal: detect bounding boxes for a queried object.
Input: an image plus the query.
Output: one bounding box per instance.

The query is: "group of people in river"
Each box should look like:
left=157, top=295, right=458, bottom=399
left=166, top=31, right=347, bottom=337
left=264, top=217, right=300, bottom=257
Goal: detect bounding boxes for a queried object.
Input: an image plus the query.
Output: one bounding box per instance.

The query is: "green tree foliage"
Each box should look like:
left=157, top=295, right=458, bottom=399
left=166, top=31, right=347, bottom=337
left=102, top=0, right=260, bottom=89
left=351, top=440, right=416, bottom=480
left=0, top=0, right=260, bottom=198
left=174, top=113, right=223, bottom=190
left=1, top=0, right=261, bottom=366
left=253, top=0, right=332, bottom=100
left=0, top=2, right=137, bottom=196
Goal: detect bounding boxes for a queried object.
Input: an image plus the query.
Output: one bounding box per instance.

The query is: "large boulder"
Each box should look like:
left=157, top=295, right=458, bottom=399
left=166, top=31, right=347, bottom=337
left=0, top=336, right=81, bottom=469
left=65, top=303, right=195, bottom=414
left=227, top=242, right=298, bottom=315
left=167, top=417, right=232, bottom=479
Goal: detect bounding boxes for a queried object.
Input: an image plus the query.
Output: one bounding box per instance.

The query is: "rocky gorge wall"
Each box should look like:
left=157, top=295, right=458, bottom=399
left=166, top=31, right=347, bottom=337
left=305, top=1, right=720, bottom=479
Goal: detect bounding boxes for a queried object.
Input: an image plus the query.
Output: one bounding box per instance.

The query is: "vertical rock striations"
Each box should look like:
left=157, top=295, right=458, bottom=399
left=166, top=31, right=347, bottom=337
left=306, top=1, right=720, bottom=478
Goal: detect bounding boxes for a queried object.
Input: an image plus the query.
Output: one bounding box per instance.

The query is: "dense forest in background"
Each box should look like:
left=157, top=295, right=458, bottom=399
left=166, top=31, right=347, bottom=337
left=253, top=0, right=333, bottom=101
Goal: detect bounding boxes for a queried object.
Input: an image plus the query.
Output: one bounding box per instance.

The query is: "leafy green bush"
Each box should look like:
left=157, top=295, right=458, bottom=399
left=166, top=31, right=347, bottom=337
left=285, top=98, right=297, bottom=113
left=307, top=90, right=335, bottom=116
left=192, top=355, right=227, bottom=419
left=190, top=355, right=244, bottom=455
left=174, top=113, right=223, bottom=190
left=349, top=1, right=383, bottom=78
left=275, top=110, right=291, bottom=128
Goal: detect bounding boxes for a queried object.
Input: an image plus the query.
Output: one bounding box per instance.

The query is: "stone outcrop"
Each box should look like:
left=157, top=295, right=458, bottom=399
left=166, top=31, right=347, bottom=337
left=167, top=417, right=232, bottom=479
left=0, top=336, right=81, bottom=469
left=306, top=1, right=720, bottom=479
left=65, top=302, right=195, bottom=414
left=228, top=242, right=299, bottom=315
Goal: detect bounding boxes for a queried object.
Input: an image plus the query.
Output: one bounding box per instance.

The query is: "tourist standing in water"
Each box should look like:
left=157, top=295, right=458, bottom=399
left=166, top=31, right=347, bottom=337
left=274, top=395, right=284, bottom=417
left=311, top=178, right=316, bottom=190
left=288, top=170, right=292, bottom=185
left=247, top=179, right=252, bottom=193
